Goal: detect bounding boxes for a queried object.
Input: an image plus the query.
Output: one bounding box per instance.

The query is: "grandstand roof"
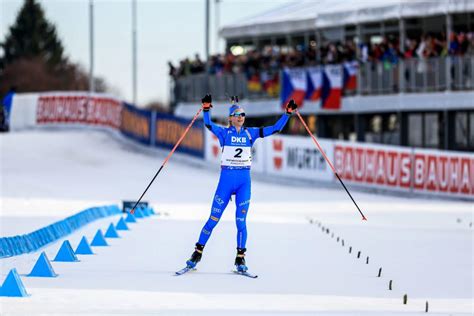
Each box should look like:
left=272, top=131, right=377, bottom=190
left=221, top=0, right=474, bottom=39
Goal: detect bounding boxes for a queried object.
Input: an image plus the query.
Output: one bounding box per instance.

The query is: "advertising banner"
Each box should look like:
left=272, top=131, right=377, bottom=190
left=36, top=94, right=122, bottom=128
left=265, top=135, right=334, bottom=181
left=334, top=141, right=474, bottom=198
left=155, top=113, right=204, bottom=158
left=120, top=102, right=152, bottom=145
left=10, top=93, right=39, bottom=130
left=204, top=129, right=222, bottom=164
left=334, top=142, right=412, bottom=192
left=411, top=148, right=473, bottom=197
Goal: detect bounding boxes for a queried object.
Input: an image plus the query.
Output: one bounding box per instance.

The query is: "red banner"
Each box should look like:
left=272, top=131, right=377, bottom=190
left=334, top=143, right=474, bottom=197
left=36, top=95, right=122, bottom=129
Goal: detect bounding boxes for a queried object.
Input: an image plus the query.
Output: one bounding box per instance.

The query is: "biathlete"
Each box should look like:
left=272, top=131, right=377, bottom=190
left=184, top=94, right=298, bottom=273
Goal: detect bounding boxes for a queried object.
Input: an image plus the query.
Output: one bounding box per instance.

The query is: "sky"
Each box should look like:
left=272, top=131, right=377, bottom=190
left=1, top=0, right=293, bottom=106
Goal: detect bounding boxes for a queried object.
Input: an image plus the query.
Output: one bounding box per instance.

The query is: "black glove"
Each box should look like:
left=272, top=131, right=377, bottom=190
left=201, top=94, right=212, bottom=111
left=285, top=99, right=298, bottom=114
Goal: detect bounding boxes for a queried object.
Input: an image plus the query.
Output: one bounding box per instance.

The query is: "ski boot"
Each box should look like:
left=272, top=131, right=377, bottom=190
left=186, top=243, right=204, bottom=268
left=234, top=247, right=248, bottom=272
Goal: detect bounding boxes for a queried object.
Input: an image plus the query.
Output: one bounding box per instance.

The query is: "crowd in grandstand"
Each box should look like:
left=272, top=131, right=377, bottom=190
left=169, top=31, right=474, bottom=79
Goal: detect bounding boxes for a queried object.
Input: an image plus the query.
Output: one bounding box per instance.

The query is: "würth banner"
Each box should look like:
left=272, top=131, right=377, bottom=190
left=265, top=135, right=334, bottom=182
left=334, top=142, right=474, bottom=198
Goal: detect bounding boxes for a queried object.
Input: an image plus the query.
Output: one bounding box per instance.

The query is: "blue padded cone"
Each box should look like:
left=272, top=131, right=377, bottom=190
left=116, top=217, right=129, bottom=231
left=0, top=269, right=29, bottom=297
left=134, top=208, right=144, bottom=218
left=144, top=207, right=152, bottom=217
left=54, top=240, right=79, bottom=262
left=28, top=252, right=57, bottom=277
left=140, top=207, right=150, bottom=217
left=75, top=236, right=94, bottom=255
left=125, top=213, right=137, bottom=223
left=91, top=229, right=108, bottom=246
left=104, top=223, right=119, bottom=238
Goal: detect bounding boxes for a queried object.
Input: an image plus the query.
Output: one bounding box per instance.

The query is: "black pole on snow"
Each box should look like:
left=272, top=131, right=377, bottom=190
left=130, top=108, right=203, bottom=214
left=295, top=110, right=367, bottom=221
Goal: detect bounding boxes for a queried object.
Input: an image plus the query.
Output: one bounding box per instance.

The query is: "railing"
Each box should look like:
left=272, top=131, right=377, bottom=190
left=360, top=56, right=474, bottom=94
left=173, top=56, right=474, bottom=103
left=173, top=73, right=248, bottom=103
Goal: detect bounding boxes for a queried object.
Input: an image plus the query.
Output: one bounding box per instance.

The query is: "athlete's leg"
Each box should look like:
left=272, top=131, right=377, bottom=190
left=197, top=176, right=232, bottom=246
left=234, top=175, right=251, bottom=249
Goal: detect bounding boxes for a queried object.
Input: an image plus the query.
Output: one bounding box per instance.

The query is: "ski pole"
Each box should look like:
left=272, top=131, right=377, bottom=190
left=295, top=110, right=367, bottom=221
left=130, top=107, right=203, bottom=214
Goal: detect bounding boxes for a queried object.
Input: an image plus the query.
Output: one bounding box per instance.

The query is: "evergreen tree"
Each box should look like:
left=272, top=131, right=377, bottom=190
left=2, top=0, right=65, bottom=67
left=0, top=0, right=108, bottom=96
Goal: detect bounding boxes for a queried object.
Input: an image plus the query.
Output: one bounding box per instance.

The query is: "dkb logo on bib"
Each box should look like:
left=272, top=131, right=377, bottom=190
left=231, top=136, right=246, bottom=144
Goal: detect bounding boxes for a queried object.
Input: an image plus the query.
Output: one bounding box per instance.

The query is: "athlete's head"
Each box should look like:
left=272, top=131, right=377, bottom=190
left=229, top=104, right=245, bottom=128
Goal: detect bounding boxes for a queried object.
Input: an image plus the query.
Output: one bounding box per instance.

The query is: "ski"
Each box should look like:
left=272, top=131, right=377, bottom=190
left=232, top=270, right=258, bottom=278
left=176, top=266, right=257, bottom=278
left=175, top=266, right=195, bottom=276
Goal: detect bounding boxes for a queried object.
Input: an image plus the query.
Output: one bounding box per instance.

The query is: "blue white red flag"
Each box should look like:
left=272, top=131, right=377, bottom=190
left=280, top=68, right=307, bottom=107
left=321, top=65, right=342, bottom=110
left=343, top=61, right=358, bottom=91
left=305, top=66, right=323, bottom=101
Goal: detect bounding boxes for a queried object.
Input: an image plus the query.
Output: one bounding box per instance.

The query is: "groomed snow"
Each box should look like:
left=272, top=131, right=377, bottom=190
left=0, top=128, right=472, bottom=315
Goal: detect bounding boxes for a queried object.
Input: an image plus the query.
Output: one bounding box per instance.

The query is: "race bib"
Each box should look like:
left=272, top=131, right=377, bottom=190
left=221, top=146, right=252, bottom=167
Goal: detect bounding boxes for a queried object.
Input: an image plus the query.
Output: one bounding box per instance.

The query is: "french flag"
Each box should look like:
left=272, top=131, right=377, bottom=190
left=343, top=61, right=358, bottom=91
left=321, top=65, right=342, bottom=110
left=280, top=68, right=307, bottom=107
left=305, top=66, right=323, bottom=101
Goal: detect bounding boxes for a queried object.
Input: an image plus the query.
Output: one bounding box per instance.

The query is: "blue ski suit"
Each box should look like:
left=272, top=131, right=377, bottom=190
left=197, top=110, right=290, bottom=248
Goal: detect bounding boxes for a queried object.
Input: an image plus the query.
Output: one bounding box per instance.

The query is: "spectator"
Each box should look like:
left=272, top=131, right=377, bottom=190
left=168, top=61, right=178, bottom=79
left=191, top=54, right=205, bottom=74
left=449, top=32, right=460, bottom=55
left=170, top=31, right=472, bottom=80
left=1, top=86, right=16, bottom=132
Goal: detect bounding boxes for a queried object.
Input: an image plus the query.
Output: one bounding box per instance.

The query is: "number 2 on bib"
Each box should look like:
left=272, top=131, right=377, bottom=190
left=221, top=146, right=252, bottom=167
left=234, top=148, right=243, bottom=158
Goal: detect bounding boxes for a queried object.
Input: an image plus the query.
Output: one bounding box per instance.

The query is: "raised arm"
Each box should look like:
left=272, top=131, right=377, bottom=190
left=249, top=99, right=298, bottom=139
left=259, top=113, right=290, bottom=137
left=202, top=94, right=226, bottom=145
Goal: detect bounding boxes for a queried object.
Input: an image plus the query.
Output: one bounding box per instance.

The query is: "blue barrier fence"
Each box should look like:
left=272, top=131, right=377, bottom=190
left=0, top=205, right=121, bottom=259
left=120, top=102, right=153, bottom=145
left=119, top=103, right=205, bottom=158
left=154, top=112, right=204, bottom=158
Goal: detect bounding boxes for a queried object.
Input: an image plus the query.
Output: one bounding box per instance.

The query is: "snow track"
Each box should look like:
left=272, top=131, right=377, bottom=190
left=0, top=129, right=472, bottom=315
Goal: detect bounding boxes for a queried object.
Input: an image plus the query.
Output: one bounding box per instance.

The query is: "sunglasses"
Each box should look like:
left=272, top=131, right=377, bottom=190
left=231, top=112, right=246, bottom=117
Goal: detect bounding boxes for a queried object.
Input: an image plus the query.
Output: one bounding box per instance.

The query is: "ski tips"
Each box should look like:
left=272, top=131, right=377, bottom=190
left=230, top=95, right=239, bottom=104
